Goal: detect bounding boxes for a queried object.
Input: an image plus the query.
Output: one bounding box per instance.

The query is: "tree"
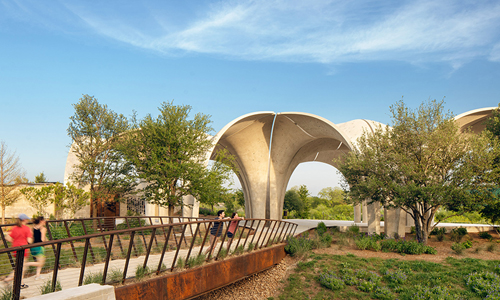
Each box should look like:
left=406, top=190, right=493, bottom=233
left=481, top=103, right=500, bottom=224
left=0, top=141, right=25, bottom=224
left=337, top=99, right=499, bottom=244
left=67, top=95, right=135, bottom=218
left=63, top=183, right=90, bottom=219
left=35, top=172, right=47, bottom=183
left=122, top=101, right=235, bottom=217
left=20, top=185, right=52, bottom=217
left=283, top=189, right=303, bottom=213
left=318, top=187, right=345, bottom=206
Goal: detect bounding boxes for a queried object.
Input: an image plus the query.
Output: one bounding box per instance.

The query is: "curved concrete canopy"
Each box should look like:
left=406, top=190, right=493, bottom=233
left=211, top=112, right=353, bottom=219
left=455, top=107, right=496, bottom=133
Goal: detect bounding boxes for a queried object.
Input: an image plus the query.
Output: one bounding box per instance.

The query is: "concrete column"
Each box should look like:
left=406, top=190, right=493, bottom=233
left=385, top=208, right=407, bottom=238
left=182, top=195, right=199, bottom=218
left=362, top=200, right=368, bottom=223
left=354, top=204, right=361, bottom=223
left=367, top=201, right=380, bottom=234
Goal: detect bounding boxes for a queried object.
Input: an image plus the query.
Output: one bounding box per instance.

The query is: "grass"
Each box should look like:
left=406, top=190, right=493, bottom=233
left=135, top=265, right=150, bottom=280
left=39, top=280, right=62, bottom=295
left=83, top=271, right=103, bottom=285
left=0, top=288, right=12, bottom=300
left=278, top=252, right=500, bottom=300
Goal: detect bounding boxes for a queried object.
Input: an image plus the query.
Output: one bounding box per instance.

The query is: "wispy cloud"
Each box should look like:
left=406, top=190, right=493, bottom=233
left=3, top=0, right=500, bottom=66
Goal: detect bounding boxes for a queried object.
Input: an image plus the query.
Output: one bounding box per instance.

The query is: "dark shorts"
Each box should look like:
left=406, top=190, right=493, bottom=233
left=227, top=232, right=234, bottom=238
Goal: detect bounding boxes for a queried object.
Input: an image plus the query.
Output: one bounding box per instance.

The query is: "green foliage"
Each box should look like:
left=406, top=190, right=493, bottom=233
left=466, top=271, right=500, bottom=298
left=0, top=288, right=12, bottom=300
left=479, top=231, right=493, bottom=240
left=135, top=265, right=150, bottom=280
left=35, top=172, right=47, bottom=183
left=121, top=101, right=235, bottom=216
left=336, top=99, right=500, bottom=244
left=283, top=189, right=305, bottom=216
left=451, top=242, right=466, bottom=255
left=317, top=187, right=345, bottom=206
left=176, top=257, right=186, bottom=269
left=187, top=254, right=206, bottom=268
left=372, top=286, right=394, bottom=300
left=318, top=271, right=345, bottom=291
left=83, top=272, right=103, bottom=285
left=40, top=280, right=62, bottom=295
left=68, top=94, right=136, bottom=217
left=379, top=239, right=437, bottom=255
left=348, top=224, right=360, bottom=234
left=317, top=222, right=327, bottom=236
left=199, top=207, right=217, bottom=216
left=108, top=268, right=124, bottom=283
left=285, top=236, right=313, bottom=257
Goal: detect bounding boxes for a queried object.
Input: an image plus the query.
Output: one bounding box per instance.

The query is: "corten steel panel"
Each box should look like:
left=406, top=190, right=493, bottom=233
left=115, top=244, right=286, bottom=300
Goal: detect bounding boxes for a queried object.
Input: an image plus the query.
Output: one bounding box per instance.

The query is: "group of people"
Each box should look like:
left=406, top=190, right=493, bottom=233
left=204, top=210, right=244, bottom=255
left=3, top=213, right=47, bottom=289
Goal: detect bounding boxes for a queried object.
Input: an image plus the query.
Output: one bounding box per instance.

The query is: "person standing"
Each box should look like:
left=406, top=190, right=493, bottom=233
left=226, top=212, right=244, bottom=249
left=30, top=216, right=47, bottom=280
left=204, top=210, right=227, bottom=255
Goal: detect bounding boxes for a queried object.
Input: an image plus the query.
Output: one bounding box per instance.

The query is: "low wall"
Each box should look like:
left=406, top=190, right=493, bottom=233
left=115, top=244, right=286, bottom=300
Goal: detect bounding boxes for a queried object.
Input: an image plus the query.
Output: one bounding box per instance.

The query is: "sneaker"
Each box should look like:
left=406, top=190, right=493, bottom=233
left=20, top=284, right=28, bottom=289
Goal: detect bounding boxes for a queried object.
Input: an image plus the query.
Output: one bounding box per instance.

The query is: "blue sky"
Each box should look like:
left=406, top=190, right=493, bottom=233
left=1, top=0, right=499, bottom=196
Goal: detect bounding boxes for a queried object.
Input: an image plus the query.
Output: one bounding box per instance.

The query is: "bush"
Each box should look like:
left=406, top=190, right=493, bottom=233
left=372, top=286, right=394, bottom=300
left=450, top=227, right=468, bottom=242
left=317, top=222, right=327, bottom=236
left=466, top=271, right=500, bottom=298
left=384, top=269, right=407, bottom=284
left=83, top=272, right=103, bottom=285
left=199, top=207, right=217, bottom=216
left=380, top=239, right=437, bottom=255
left=479, top=231, right=493, bottom=240
left=348, top=224, right=360, bottom=234
left=135, top=266, right=150, bottom=280
left=285, top=236, right=313, bottom=257
left=358, top=280, right=376, bottom=292
left=40, top=280, right=62, bottom=295
left=318, top=272, right=345, bottom=291
left=463, top=240, right=473, bottom=249
left=451, top=242, right=466, bottom=255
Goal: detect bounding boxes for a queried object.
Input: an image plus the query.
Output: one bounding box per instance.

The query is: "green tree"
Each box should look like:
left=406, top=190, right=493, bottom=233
left=35, top=172, right=47, bottom=183
left=337, top=99, right=499, bottom=244
left=283, top=189, right=304, bottom=217
left=318, top=187, right=344, bottom=206
left=0, top=141, right=25, bottom=224
left=63, top=183, right=90, bottom=219
left=20, top=185, right=53, bottom=217
left=67, top=95, right=135, bottom=218
left=122, top=101, right=235, bottom=218
left=481, top=103, right=500, bottom=224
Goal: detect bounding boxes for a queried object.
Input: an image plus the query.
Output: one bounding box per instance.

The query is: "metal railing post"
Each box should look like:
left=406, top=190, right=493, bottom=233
left=171, top=224, right=187, bottom=271
left=101, top=234, right=114, bottom=285
left=51, top=243, right=62, bottom=293
left=122, top=231, right=135, bottom=283
left=78, top=238, right=90, bottom=286
left=12, top=249, right=25, bottom=300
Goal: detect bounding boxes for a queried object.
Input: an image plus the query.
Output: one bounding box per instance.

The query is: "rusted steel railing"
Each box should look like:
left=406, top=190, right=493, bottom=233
left=0, top=217, right=297, bottom=300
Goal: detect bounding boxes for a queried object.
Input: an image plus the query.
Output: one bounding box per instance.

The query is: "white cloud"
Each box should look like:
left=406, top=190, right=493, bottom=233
left=4, top=0, right=500, bottom=66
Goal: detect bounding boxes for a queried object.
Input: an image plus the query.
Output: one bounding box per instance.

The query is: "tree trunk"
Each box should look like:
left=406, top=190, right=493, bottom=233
left=168, top=205, right=174, bottom=224
left=414, top=211, right=430, bottom=244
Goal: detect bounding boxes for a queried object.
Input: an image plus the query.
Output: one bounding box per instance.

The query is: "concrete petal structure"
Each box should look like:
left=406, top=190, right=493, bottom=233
left=210, top=112, right=352, bottom=220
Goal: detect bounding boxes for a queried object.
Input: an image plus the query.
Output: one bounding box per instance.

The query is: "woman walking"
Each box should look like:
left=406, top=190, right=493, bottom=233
left=30, top=216, right=47, bottom=280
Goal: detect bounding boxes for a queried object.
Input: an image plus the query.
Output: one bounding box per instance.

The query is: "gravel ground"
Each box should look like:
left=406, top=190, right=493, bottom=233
left=194, top=256, right=296, bottom=300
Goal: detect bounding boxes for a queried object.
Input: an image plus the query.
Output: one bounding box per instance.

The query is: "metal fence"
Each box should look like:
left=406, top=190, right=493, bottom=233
left=0, top=217, right=297, bottom=300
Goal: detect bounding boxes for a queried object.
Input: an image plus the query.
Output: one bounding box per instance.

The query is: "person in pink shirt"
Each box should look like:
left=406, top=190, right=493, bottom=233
left=3, top=214, right=37, bottom=289
left=226, top=212, right=244, bottom=248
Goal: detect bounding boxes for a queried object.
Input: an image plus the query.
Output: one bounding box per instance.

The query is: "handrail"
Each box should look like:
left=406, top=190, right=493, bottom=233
left=0, top=217, right=297, bottom=300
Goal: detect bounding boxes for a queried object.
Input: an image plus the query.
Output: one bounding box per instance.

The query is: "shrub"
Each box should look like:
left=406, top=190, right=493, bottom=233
left=342, top=273, right=358, bottom=286
left=135, top=266, right=150, bottom=280
left=463, top=240, right=473, bottom=249
left=487, top=243, right=498, bottom=253
left=0, top=288, right=12, bottom=300
left=451, top=242, right=466, bottom=255
left=355, top=235, right=380, bottom=251
left=176, top=257, right=185, bottom=269
left=83, top=272, right=103, bottom=285
left=384, top=269, right=407, bottom=284
left=380, top=239, right=437, bottom=255
left=317, top=221, right=327, bottom=236
left=358, top=280, right=376, bottom=292
left=466, top=271, right=500, bottom=298
left=284, top=236, right=313, bottom=257
left=372, top=286, right=394, bottom=300
left=320, top=232, right=333, bottom=247
left=450, top=227, right=468, bottom=242
left=199, top=207, right=217, bottom=216
left=40, top=280, right=62, bottom=295
left=108, top=268, right=124, bottom=283
left=348, top=224, right=360, bottom=235
left=318, top=272, right=345, bottom=291
left=479, top=231, right=493, bottom=240
left=412, top=285, right=453, bottom=300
